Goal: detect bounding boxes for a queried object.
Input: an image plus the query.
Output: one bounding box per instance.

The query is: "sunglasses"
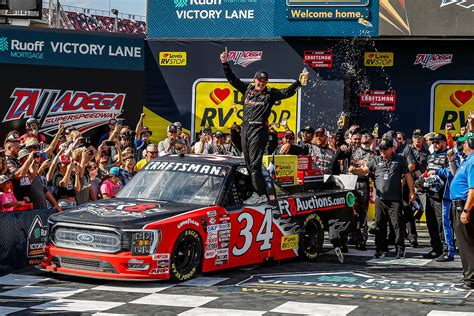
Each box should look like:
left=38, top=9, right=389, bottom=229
left=413, top=135, right=422, bottom=139
left=88, top=165, right=98, bottom=170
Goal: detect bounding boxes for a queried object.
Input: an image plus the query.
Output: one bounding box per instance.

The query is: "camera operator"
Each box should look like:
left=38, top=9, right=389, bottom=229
left=158, top=124, right=182, bottom=155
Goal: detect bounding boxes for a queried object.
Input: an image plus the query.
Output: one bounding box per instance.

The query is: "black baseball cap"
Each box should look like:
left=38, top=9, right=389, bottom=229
left=202, top=126, right=212, bottom=134
left=314, top=127, right=327, bottom=135
left=167, top=124, right=177, bottom=132
left=379, top=138, right=394, bottom=150
left=254, top=70, right=269, bottom=81
left=302, top=126, right=315, bottom=134
left=429, top=133, right=447, bottom=142
left=360, top=129, right=371, bottom=137
left=284, top=130, right=295, bottom=138
left=412, top=129, right=423, bottom=137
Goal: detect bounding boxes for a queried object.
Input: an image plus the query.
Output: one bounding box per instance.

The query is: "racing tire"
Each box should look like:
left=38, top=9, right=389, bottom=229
left=170, top=229, right=202, bottom=281
left=299, top=213, right=325, bottom=261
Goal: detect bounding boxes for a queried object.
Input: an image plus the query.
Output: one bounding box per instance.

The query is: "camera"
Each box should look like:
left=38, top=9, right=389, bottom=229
left=33, top=152, right=39, bottom=159
left=82, top=137, right=91, bottom=146
left=121, top=130, right=136, bottom=141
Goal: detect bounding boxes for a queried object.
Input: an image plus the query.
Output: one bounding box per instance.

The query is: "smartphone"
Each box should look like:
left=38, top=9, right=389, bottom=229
left=33, top=152, right=39, bottom=159
left=83, top=137, right=91, bottom=145
left=105, top=141, right=115, bottom=146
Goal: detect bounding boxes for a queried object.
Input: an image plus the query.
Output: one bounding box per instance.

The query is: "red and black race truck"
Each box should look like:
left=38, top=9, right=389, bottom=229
left=41, top=155, right=357, bottom=281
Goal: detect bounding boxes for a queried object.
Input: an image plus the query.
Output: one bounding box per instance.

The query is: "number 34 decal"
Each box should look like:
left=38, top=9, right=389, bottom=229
left=232, top=208, right=274, bottom=256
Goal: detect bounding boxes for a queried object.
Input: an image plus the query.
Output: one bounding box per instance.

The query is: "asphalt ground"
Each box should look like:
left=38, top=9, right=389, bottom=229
left=0, top=223, right=473, bottom=315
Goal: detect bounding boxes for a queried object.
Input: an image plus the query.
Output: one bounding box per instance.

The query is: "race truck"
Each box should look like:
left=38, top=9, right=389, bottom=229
left=41, top=154, right=357, bottom=281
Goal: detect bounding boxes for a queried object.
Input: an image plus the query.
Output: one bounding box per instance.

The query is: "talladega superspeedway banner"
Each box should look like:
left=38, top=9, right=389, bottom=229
left=0, top=27, right=144, bottom=141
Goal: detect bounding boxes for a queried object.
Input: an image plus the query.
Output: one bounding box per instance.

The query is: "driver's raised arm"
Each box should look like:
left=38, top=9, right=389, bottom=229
left=221, top=47, right=248, bottom=95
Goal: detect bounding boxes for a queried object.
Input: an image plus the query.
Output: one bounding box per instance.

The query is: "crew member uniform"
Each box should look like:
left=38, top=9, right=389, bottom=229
left=367, top=145, right=409, bottom=255
left=424, top=133, right=449, bottom=258
left=450, top=138, right=474, bottom=288
left=223, top=63, right=300, bottom=198
left=351, top=144, right=376, bottom=248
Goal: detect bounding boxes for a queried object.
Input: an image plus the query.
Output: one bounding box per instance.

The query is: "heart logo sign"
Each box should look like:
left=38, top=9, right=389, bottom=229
left=450, top=90, right=473, bottom=108
left=209, top=88, right=230, bottom=105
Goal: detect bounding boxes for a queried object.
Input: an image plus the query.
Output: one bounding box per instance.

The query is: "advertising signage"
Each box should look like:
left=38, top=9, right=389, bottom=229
left=147, top=0, right=379, bottom=38
left=0, top=26, right=144, bottom=71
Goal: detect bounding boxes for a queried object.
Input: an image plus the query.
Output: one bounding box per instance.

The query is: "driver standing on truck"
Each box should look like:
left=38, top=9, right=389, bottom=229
left=220, top=47, right=308, bottom=205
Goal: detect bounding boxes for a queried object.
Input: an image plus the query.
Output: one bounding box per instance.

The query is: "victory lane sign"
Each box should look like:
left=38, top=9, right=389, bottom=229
left=192, top=79, right=300, bottom=139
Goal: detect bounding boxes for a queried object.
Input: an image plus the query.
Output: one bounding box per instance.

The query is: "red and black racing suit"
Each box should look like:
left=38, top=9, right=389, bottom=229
left=223, top=62, right=301, bottom=196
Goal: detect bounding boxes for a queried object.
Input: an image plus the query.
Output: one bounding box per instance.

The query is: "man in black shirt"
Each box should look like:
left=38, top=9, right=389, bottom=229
left=422, top=133, right=449, bottom=259
left=4, top=139, right=35, bottom=202
left=221, top=47, right=308, bottom=204
left=351, top=138, right=416, bottom=259
left=275, top=131, right=308, bottom=155
left=402, top=129, right=430, bottom=247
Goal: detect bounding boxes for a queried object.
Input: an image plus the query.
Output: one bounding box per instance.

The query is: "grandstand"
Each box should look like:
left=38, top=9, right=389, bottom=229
left=3, top=1, right=146, bottom=34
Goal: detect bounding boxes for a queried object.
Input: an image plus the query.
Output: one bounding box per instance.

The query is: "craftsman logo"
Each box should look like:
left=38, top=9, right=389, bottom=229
left=2, top=88, right=126, bottom=137
left=414, top=54, right=453, bottom=71
left=304, top=50, right=333, bottom=68
left=360, top=90, right=396, bottom=111
left=364, top=52, right=394, bottom=67
left=159, top=52, right=187, bottom=66
left=145, top=161, right=226, bottom=176
left=228, top=51, right=263, bottom=67
left=0, top=37, right=8, bottom=52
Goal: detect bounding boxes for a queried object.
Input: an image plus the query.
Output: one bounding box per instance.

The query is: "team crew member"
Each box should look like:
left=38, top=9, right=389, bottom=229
left=350, top=138, right=416, bottom=259
left=348, top=129, right=375, bottom=250
left=402, top=129, right=430, bottom=247
left=423, top=133, right=449, bottom=259
left=449, top=133, right=474, bottom=289
left=220, top=47, right=308, bottom=204
left=307, top=127, right=337, bottom=175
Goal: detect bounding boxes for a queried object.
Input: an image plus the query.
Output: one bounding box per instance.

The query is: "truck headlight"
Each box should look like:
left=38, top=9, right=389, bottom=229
left=129, top=230, right=161, bottom=256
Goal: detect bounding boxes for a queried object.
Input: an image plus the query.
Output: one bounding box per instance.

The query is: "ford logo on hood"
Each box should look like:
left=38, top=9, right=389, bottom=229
left=77, top=233, right=94, bottom=243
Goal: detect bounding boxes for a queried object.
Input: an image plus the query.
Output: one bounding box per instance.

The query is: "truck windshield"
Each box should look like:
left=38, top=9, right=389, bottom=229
left=116, top=169, right=226, bottom=206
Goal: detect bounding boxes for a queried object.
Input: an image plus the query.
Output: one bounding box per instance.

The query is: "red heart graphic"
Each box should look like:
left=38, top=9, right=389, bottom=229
left=163, top=53, right=169, bottom=58
left=450, top=90, right=473, bottom=108
left=455, top=90, right=472, bottom=105
left=209, top=88, right=230, bottom=105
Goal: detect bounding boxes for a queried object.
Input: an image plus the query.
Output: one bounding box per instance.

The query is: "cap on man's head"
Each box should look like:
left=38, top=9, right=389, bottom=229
left=25, top=137, right=39, bottom=148
left=17, top=148, right=30, bottom=160
left=173, top=122, right=182, bottom=130
left=202, top=126, right=212, bottom=134
left=424, top=132, right=435, bottom=140
left=215, top=130, right=224, bottom=138
left=4, top=137, right=20, bottom=146
left=302, top=126, right=315, bottom=134
left=167, top=124, right=177, bottom=133
left=314, top=127, right=327, bottom=136
left=254, top=70, right=269, bottom=81
left=146, top=143, right=158, bottom=151
left=140, top=126, right=153, bottom=136
left=379, top=138, right=394, bottom=150
left=360, top=129, right=371, bottom=137
left=429, top=133, right=447, bottom=142
left=0, top=175, right=11, bottom=184
left=412, top=129, right=423, bottom=137
left=457, top=133, right=474, bottom=143
left=284, top=130, right=295, bottom=138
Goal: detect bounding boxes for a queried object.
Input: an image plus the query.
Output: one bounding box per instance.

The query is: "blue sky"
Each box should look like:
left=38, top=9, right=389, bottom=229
left=60, top=0, right=147, bottom=17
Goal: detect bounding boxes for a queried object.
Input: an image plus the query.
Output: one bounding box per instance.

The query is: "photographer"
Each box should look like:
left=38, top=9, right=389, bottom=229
left=158, top=124, right=181, bottom=155
left=192, top=126, right=214, bottom=154
left=5, top=138, right=35, bottom=203
left=204, top=131, right=230, bottom=155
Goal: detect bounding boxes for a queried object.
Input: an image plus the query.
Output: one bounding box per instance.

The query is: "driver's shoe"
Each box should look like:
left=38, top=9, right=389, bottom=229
left=243, top=193, right=268, bottom=205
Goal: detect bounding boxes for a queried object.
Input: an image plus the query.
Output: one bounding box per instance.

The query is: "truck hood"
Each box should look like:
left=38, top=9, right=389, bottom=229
left=48, top=198, right=202, bottom=229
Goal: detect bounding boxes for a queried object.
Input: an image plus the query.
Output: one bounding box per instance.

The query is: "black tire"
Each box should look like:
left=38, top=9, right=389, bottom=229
left=299, top=213, right=325, bottom=261
left=170, top=229, right=202, bottom=281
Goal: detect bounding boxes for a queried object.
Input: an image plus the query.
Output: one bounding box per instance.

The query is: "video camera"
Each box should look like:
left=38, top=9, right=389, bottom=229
left=121, top=130, right=136, bottom=142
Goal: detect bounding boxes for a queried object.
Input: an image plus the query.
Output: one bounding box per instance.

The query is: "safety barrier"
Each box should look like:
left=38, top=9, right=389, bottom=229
left=0, top=209, right=56, bottom=274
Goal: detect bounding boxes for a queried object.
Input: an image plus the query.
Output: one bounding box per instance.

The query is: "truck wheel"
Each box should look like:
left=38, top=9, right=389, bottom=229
left=299, top=213, right=324, bottom=261
left=170, top=229, right=202, bottom=281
